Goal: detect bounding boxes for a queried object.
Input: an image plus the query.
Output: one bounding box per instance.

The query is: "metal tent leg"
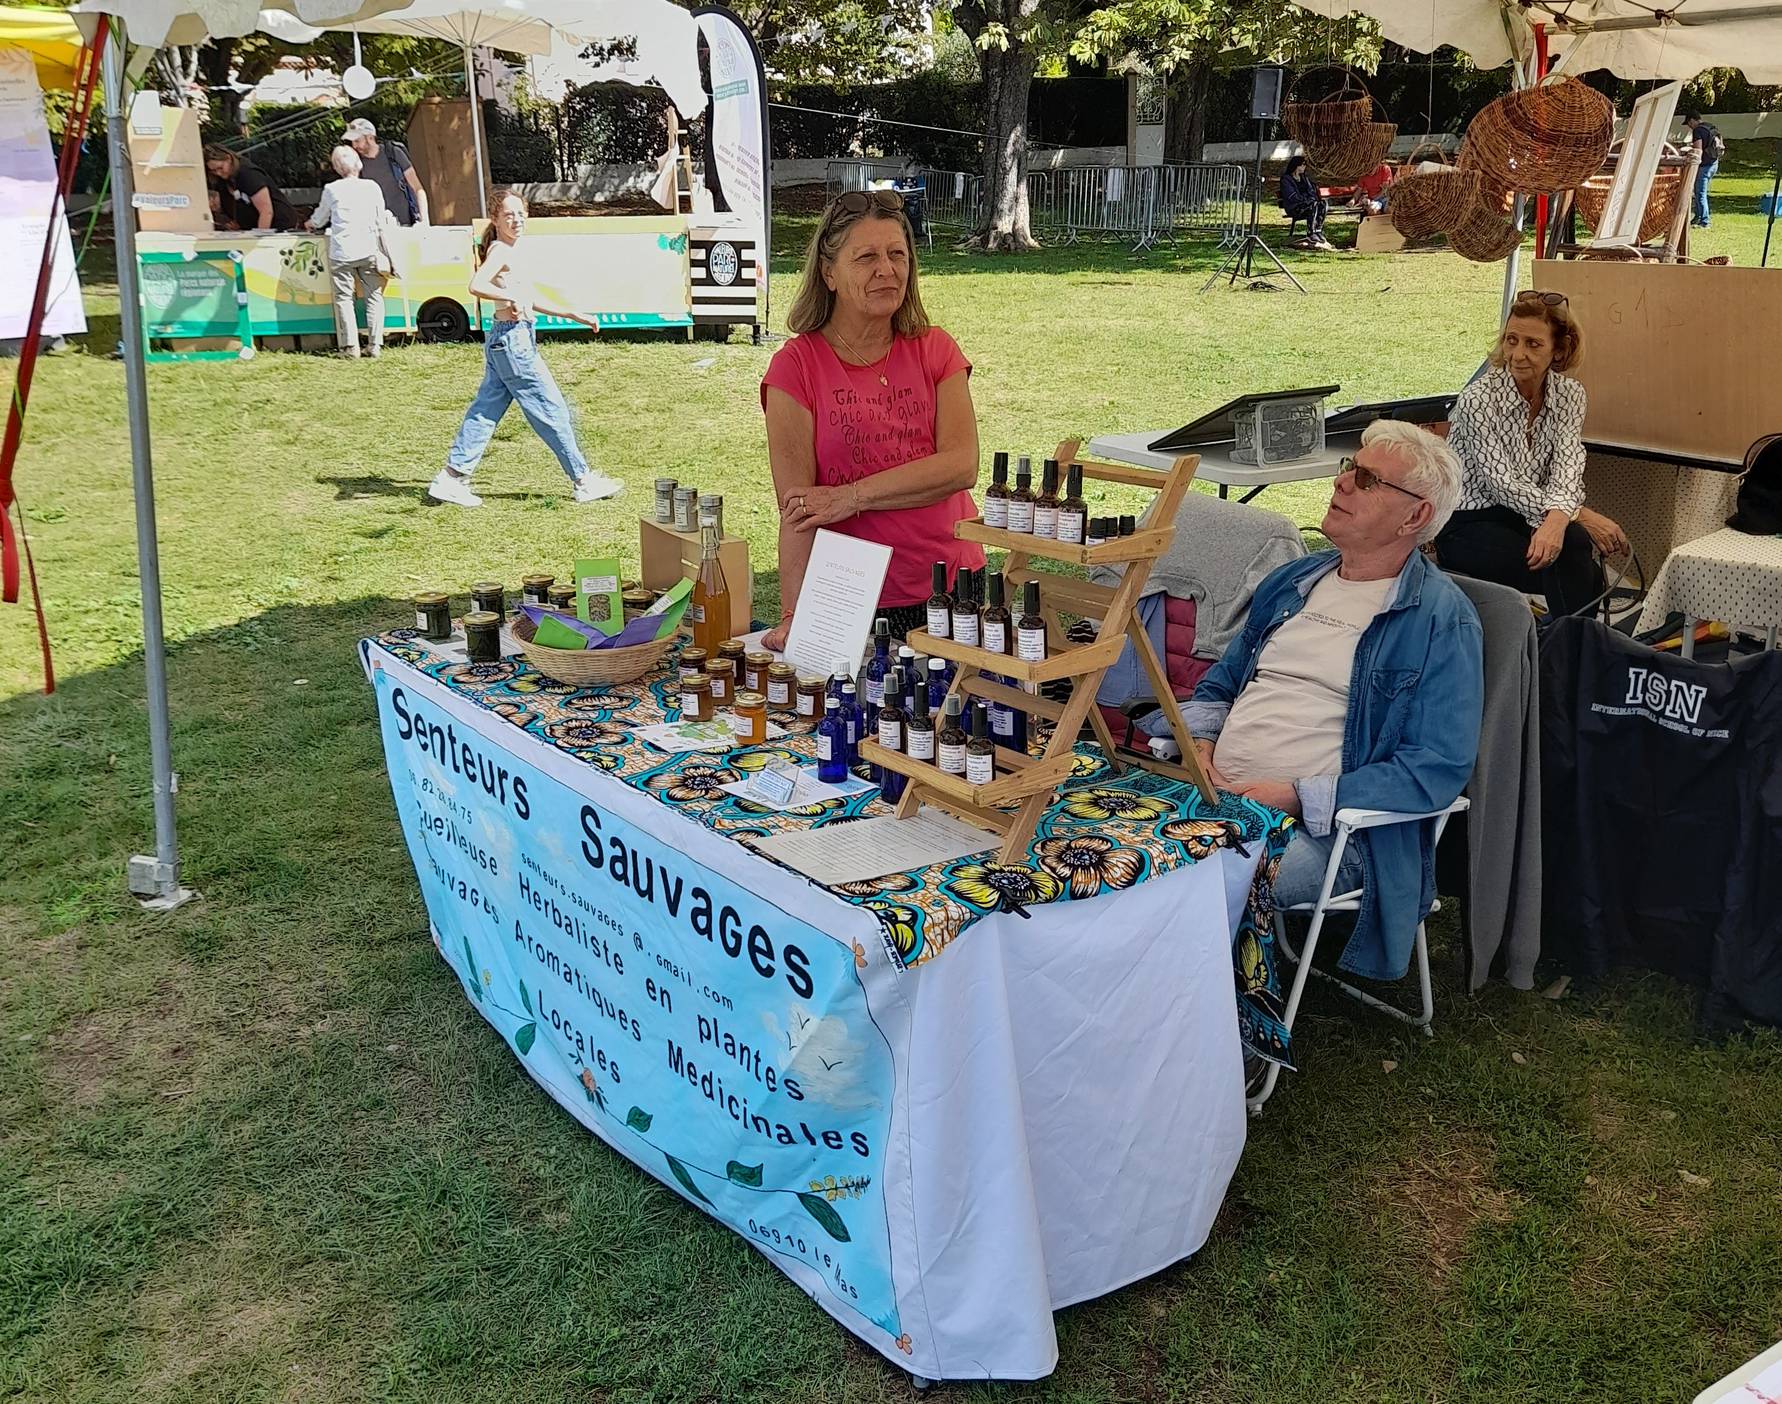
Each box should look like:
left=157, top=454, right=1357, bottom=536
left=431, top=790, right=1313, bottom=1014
left=104, top=31, right=194, bottom=912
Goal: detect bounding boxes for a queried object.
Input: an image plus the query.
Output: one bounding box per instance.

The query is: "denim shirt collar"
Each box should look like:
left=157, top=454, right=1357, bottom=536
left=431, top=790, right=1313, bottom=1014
left=1291, top=547, right=1428, bottom=613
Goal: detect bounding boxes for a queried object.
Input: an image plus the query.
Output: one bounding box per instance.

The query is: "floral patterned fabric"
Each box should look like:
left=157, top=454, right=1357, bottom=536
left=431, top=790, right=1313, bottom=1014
left=368, top=633, right=1297, bottom=1065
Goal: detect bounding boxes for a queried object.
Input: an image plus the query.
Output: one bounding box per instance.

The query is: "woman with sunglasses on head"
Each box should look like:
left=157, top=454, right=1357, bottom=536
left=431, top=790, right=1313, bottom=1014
left=1436, top=290, right=1628, bottom=618
left=759, top=189, right=984, bottom=649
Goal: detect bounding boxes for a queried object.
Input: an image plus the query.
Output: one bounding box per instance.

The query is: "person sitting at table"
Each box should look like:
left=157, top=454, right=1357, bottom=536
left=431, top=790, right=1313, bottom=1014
left=1352, top=160, right=1393, bottom=214
left=1278, top=156, right=1333, bottom=250
left=1436, top=290, right=1629, bottom=619
left=204, top=145, right=301, bottom=231
left=1165, top=420, right=1483, bottom=983
left=760, top=189, right=984, bottom=648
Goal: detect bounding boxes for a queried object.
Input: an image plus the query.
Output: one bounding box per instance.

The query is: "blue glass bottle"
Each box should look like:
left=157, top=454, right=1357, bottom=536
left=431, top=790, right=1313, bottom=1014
left=988, top=678, right=1028, bottom=754
left=827, top=658, right=852, bottom=705
left=816, top=698, right=848, bottom=783
left=840, top=681, right=863, bottom=767
left=926, top=656, right=950, bottom=712
left=862, top=617, right=892, bottom=730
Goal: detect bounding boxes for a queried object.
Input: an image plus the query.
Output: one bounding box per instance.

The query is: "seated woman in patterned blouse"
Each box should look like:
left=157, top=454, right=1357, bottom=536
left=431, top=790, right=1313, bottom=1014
left=1436, top=292, right=1629, bottom=617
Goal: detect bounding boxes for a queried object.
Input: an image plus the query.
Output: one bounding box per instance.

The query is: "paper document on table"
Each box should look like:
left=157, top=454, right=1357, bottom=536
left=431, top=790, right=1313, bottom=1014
left=783, top=529, right=891, bottom=680
left=717, top=768, right=872, bottom=812
left=749, top=809, right=994, bottom=885
left=1699, top=1352, right=1782, bottom=1404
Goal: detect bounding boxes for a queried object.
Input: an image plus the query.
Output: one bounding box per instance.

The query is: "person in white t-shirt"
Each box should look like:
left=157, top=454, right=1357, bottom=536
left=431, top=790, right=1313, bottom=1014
left=1171, top=419, right=1485, bottom=985
left=306, top=145, right=389, bottom=358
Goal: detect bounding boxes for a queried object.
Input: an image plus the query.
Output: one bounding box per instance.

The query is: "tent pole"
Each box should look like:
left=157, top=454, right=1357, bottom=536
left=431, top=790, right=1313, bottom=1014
left=463, top=41, right=489, bottom=219
left=103, top=31, right=194, bottom=911
left=1498, top=48, right=1534, bottom=328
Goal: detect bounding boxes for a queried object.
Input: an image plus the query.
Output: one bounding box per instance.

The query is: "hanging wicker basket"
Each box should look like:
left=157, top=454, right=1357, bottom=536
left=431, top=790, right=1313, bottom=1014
left=1388, top=142, right=1479, bottom=237
left=1460, top=76, right=1615, bottom=194
left=1572, top=143, right=1686, bottom=244
left=1446, top=185, right=1523, bottom=263
left=1306, top=120, right=1399, bottom=183
left=1283, top=67, right=1372, bottom=150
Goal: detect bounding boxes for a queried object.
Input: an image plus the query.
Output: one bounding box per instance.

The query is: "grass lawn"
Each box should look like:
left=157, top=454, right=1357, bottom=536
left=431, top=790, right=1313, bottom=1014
left=3, top=149, right=1780, bottom=1402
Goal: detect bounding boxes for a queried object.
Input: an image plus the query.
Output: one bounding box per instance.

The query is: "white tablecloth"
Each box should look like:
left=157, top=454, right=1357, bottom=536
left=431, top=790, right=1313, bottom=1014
left=365, top=642, right=1259, bottom=1382
left=1636, top=528, right=1782, bottom=636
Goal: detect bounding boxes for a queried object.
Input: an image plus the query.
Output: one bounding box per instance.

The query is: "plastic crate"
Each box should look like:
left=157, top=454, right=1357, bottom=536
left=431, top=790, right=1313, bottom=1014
left=1231, top=393, right=1328, bottom=465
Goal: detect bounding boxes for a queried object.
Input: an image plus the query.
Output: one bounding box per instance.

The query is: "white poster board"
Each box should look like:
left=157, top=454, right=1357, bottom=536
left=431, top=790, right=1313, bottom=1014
left=0, top=48, right=86, bottom=340
left=1591, top=80, right=1681, bottom=250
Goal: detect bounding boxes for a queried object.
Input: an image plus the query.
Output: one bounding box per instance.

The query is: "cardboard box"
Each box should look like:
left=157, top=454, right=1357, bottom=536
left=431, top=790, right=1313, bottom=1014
left=126, top=99, right=210, bottom=234
left=639, top=517, right=752, bottom=635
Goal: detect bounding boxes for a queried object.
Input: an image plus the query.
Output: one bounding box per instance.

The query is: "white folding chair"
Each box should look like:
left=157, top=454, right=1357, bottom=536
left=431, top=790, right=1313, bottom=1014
left=1248, top=798, right=1469, bottom=1114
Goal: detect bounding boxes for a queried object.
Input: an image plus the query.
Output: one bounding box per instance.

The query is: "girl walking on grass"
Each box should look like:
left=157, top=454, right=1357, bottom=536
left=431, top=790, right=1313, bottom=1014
left=428, top=190, right=623, bottom=508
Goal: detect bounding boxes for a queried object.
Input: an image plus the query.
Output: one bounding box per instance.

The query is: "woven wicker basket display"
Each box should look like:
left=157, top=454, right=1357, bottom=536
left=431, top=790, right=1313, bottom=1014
left=511, top=613, right=675, bottom=686
left=1389, top=143, right=1481, bottom=238
left=1461, top=76, right=1615, bottom=194
left=1446, top=186, right=1522, bottom=263
left=1573, top=145, right=1685, bottom=245
left=1307, top=120, right=1398, bottom=183
left=1282, top=68, right=1372, bottom=150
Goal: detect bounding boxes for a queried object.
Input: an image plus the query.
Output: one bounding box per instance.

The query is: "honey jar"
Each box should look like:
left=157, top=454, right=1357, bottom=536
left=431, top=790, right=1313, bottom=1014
left=717, top=639, right=746, bottom=670
left=470, top=581, right=505, bottom=616
left=732, top=691, right=767, bottom=745
left=521, top=573, right=554, bottom=606
left=548, top=584, right=577, bottom=613
left=795, top=676, right=825, bottom=721
left=679, top=675, right=713, bottom=721
left=704, top=656, right=735, bottom=706
left=463, top=610, right=501, bottom=663
left=743, top=650, right=774, bottom=694
left=766, top=662, right=797, bottom=710
left=622, top=588, right=655, bottom=621
left=679, top=646, right=708, bottom=679
left=413, top=591, right=451, bottom=641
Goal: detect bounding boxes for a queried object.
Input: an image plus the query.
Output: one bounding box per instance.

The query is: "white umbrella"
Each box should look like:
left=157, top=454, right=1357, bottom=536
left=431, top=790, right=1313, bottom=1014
left=72, top=0, right=415, bottom=48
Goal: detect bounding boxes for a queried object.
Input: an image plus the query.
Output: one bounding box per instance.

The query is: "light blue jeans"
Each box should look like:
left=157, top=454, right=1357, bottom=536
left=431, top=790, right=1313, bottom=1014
left=1271, top=829, right=1365, bottom=912
left=445, top=319, right=588, bottom=483
left=1692, top=160, right=1718, bottom=227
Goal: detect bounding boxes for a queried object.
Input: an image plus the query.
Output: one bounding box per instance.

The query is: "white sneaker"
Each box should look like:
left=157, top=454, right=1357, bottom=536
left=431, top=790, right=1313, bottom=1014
left=428, top=470, right=483, bottom=507
left=572, top=473, right=624, bottom=503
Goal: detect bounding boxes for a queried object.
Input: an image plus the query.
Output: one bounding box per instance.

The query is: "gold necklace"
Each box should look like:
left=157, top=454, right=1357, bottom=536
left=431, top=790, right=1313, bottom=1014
left=828, top=325, right=892, bottom=387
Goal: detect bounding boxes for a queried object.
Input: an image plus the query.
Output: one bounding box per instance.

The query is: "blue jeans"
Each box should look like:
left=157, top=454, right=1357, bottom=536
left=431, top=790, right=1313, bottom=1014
left=1271, top=828, right=1365, bottom=912
left=1692, top=161, right=1718, bottom=226
left=446, top=319, right=587, bottom=483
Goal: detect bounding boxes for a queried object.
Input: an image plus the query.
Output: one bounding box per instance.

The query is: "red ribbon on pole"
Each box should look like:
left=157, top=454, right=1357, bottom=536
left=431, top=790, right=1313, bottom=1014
left=1, top=15, right=109, bottom=694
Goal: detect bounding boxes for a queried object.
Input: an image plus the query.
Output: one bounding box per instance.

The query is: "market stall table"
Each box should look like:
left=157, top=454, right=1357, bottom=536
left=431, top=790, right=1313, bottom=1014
left=1635, top=527, right=1782, bottom=658
left=361, top=629, right=1291, bottom=1382
left=1086, top=429, right=1360, bottom=502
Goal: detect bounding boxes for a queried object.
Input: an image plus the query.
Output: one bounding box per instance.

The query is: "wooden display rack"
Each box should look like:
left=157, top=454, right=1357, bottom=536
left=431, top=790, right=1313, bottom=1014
left=860, top=439, right=1215, bottom=863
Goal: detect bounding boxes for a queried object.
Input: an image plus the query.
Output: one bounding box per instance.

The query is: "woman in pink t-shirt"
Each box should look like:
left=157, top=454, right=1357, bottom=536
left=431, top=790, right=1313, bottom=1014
left=760, top=190, right=984, bottom=649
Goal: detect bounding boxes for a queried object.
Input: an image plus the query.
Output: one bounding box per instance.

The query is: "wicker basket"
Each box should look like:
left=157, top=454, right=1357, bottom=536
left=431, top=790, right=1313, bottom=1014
left=511, top=613, right=676, bottom=686
left=1446, top=186, right=1523, bottom=263
left=1283, top=68, right=1372, bottom=149
left=1389, top=142, right=1480, bottom=238
left=1306, top=120, right=1398, bottom=183
left=1572, top=145, right=1685, bottom=245
left=1461, top=76, right=1615, bottom=194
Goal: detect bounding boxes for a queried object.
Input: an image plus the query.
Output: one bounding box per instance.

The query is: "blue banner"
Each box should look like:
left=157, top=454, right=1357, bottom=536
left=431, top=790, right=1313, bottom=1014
left=373, top=664, right=902, bottom=1339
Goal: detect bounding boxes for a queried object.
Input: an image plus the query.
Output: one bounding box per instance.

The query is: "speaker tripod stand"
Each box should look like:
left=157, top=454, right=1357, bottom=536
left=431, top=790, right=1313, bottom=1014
left=1202, top=119, right=1305, bottom=294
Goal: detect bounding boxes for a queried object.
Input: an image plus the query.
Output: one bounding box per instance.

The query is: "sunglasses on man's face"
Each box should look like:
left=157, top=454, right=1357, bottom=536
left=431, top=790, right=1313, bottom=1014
left=832, top=189, right=905, bottom=215
left=1514, top=290, right=1568, bottom=307
left=1338, top=456, right=1426, bottom=501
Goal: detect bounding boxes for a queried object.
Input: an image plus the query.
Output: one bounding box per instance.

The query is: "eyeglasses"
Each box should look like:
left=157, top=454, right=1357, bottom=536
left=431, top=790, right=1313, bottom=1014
left=832, top=189, right=905, bottom=216
left=1514, top=290, right=1568, bottom=307
left=1338, top=457, right=1426, bottom=501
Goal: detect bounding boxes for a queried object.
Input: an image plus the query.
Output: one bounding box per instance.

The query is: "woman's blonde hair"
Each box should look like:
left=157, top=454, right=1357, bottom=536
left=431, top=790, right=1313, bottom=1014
left=202, top=144, right=239, bottom=174
left=786, top=197, right=930, bottom=337
left=1491, top=293, right=1585, bottom=373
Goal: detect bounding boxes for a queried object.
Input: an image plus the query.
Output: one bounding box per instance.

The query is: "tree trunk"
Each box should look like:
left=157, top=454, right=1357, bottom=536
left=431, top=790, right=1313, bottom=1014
left=199, top=40, right=244, bottom=129
left=972, top=41, right=1038, bottom=251
left=1164, top=57, right=1213, bottom=164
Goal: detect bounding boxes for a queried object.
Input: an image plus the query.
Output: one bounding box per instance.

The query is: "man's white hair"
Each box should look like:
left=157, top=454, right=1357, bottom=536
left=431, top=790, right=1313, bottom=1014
left=330, top=144, right=363, bottom=178
left=1360, top=418, right=1463, bottom=543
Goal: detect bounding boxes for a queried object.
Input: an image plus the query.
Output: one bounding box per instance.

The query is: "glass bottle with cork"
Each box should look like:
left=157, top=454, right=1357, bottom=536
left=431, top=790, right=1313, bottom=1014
left=966, top=701, right=995, bottom=785
left=1057, top=462, right=1087, bottom=545
left=690, top=520, right=731, bottom=655
left=980, top=572, right=1010, bottom=655
left=1006, top=456, right=1035, bottom=533
left=950, top=567, right=979, bottom=647
left=1016, top=580, right=1047, bottom=663
left=1032, top=459, right=1060, bottom=540
left=937, top=695, right=967, bottom=776
left=926, top=562, right=951, bottom=639
left=982, top=451, right=1011, bottom=529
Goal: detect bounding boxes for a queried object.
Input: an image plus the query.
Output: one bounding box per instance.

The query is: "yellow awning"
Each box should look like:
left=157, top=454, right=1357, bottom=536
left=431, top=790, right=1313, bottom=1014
left=0, top=5, right=88, bottom=91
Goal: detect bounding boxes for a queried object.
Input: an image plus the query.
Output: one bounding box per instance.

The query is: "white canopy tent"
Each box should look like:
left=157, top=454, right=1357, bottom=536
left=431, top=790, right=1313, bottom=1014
left=66, top=0, right=734, bottom=907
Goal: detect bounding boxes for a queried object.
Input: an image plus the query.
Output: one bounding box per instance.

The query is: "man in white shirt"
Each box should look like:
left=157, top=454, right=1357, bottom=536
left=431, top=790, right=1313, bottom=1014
left=1173, top=420, right=1485, bottom=982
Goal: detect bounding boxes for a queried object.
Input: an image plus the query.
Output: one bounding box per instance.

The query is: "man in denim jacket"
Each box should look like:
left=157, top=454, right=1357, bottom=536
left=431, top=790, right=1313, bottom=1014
left=1179, top=420, right=1484, bottom=982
